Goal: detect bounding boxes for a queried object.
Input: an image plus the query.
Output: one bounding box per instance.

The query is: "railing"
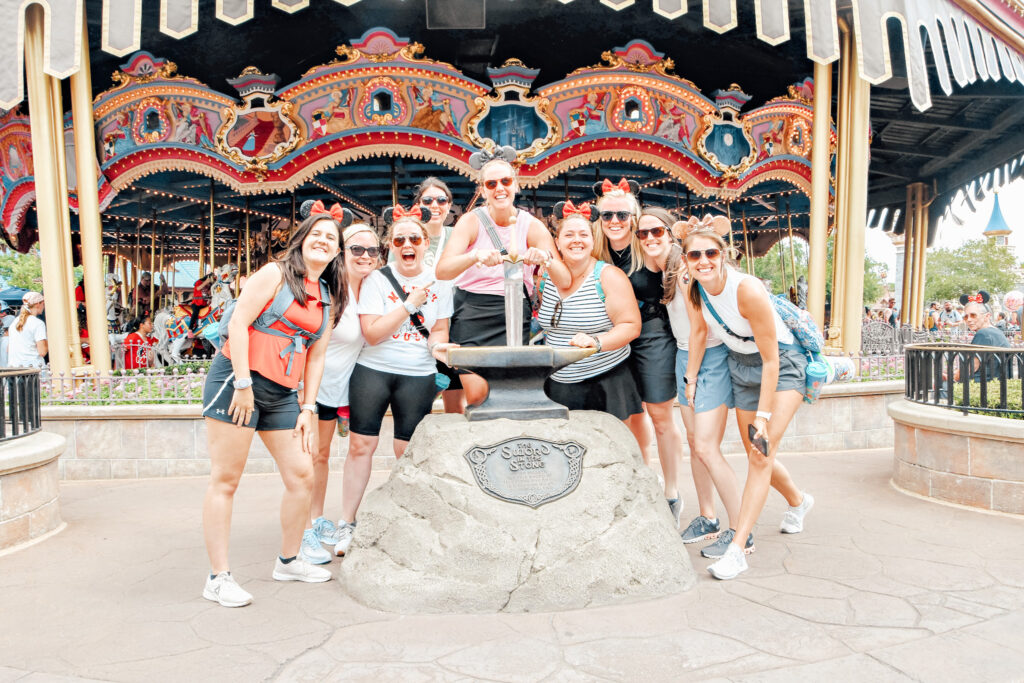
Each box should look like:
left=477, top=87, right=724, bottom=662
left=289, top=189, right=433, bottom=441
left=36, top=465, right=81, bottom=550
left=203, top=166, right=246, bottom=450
left=41, top=368, right=207, bottom=406
left=0, top=368, right=42, bottom=442
left=904, top=343, right=1024, bottom=418
left=849, top=354, right=904, bottom=382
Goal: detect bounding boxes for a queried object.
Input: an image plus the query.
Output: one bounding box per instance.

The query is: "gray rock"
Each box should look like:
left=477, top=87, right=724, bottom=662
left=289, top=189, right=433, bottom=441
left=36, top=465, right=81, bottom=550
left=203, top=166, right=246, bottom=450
left=339, top=411, right=695, bottom=613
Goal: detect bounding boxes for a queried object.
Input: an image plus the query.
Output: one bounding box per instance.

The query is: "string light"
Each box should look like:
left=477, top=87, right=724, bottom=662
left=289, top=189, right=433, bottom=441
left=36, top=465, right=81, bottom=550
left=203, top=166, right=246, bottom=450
left=126, top=185, right=289, bottom=221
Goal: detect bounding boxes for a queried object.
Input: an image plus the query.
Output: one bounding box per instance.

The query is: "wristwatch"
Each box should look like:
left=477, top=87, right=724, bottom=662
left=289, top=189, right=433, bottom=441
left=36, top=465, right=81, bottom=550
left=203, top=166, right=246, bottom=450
left=233, top=377, right=253, bottom=390
left=300, top=404, right=317, bottom=413
left=403, top=300, right=419, bottom=314
left=682, top=375, right=696, bottom=385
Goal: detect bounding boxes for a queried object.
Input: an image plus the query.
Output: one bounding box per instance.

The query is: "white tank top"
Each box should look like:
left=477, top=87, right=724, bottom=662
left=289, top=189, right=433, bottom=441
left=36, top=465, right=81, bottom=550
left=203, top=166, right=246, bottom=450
left=699, top=267, right=795, bottom=354
left=666, top=291, right=722, bottom=351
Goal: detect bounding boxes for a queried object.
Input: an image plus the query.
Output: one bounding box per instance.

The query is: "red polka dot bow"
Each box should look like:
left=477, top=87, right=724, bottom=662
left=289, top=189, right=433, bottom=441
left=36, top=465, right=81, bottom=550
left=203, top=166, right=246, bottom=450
left=309, top=200, right=347, bottom=222
left=601, top=178, right=631, bottom=194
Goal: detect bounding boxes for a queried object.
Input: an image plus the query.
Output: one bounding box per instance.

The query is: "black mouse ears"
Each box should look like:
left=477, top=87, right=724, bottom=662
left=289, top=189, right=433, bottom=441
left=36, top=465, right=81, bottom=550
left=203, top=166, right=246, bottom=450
left=300, top=199, right=354, bottom=228
left=468, top=145, right=518, bottom=171
left=552, top=200, right=599, bottom=222
left=960, top=290, right=991, bottom=306
left=592, top=177, right=640, bottom=198
left=383, top=205, right=431, bottom=225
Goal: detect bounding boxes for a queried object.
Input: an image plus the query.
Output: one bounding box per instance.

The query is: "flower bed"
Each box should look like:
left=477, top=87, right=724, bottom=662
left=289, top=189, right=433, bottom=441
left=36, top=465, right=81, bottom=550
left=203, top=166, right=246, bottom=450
left=42, top=366, right=207, bottom=405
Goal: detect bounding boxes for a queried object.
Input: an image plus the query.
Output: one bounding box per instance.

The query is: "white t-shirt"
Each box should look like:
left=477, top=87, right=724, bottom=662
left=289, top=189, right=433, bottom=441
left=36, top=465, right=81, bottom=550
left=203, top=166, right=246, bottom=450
left=666, top=291, right=723, bottom=351
left=315, top=291, right=365, bottom=408
left=356, top=265, right=453, bottom=376
left=7, top=316, right=46, bottom=367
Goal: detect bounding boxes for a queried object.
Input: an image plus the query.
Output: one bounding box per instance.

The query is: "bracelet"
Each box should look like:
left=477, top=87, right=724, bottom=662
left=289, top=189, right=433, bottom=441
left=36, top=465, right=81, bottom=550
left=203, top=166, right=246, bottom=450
left=428, top=342, right=439, bottom=353
left=403, top=300, right=418, bottom=314
left=232, top=377, right=253, bottom=390
left=589, top=335, right=602, bottom=352
left=756, top=411, right=772, bottom=421
left=300, top=403, right=317, bottom=413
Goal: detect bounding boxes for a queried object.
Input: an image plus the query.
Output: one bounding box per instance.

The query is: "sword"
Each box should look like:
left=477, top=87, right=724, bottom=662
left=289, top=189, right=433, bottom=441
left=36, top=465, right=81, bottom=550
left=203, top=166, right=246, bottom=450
left=503, top=254, right=524, bottom=348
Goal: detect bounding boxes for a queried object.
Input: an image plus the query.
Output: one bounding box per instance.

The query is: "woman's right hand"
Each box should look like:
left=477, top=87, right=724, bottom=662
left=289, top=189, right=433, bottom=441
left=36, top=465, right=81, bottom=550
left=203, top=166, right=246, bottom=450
left=684, top=381, right=696, bottom=407
left=228, top=388, right=254, bottom=427
left=407, top=284, right=432, bottom=309
left=474, top=248, right=503, bottom=267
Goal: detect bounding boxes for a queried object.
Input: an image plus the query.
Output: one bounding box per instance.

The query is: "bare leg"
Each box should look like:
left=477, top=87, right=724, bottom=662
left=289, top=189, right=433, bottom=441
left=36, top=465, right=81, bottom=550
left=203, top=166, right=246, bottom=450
left=309, top=418, right=337, bottom=522
left=692, top=405, right=742, bottom=527
left=679, top=404, right=716, bottom=519
left=442, top=389, right=465, bottom=414
left=202, top=418, right=256, bottom=574
left=460, top=373, right=488, bottom=407
left=626, top=411, right=654, bottom=464
left=732, top=390, right=804, bottom=544
left=259, top=428, right=315, bottom=559
left=646, top=399, right=683, bottom=499
left=393, top=438, right=410, bottom=458
left=340, top=432, right=378, bottom=523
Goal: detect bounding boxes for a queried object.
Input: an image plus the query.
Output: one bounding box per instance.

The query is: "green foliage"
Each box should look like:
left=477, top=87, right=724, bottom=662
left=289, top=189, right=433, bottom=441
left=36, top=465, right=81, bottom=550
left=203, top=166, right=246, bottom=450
left=953, top=379, right=1024, bottom=420
left=923, top=239, right=1022, bottom=304
left=0, top=247, right=84, bottom=293
left=42, top=367, right=207, bottom=405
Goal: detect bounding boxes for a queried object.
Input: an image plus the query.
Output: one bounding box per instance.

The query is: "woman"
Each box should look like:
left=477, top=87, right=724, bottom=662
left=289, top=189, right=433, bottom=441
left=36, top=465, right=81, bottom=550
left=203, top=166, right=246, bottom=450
left=299, top=222, right=378, bottom=565
left=201, top=205, right=347, bottom=607
left=123, top=314, right=157, bottom=370
left=538, top=201, right=641, bottom=419
left=682, top=223, right=813, bottom=581
left=595, top=180, right=685, bottom=525
left=435, top=146, right=569, bottom=406
left=7, top=291, right=47, bottom=368
left=334, top=206, right=456, bottom=556
left=654, top=212, right=744, bottom=558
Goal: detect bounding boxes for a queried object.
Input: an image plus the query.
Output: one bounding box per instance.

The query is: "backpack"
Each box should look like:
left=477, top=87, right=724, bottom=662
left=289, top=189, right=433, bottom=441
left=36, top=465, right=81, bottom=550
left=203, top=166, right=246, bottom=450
left=214, top=273, right=332, bottom=376
left=697, top=284, right=824, bottom=354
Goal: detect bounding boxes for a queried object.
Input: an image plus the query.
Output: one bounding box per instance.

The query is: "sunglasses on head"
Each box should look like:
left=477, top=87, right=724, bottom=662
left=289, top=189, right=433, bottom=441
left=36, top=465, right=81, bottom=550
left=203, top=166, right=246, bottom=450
left=392, top=234, right=424, bottom=247
left=483, top=177, right=515, bottom=191
left=685, top=248, right=721, bottom=262
left=347, top=245, right=380, bottom=258
left=550, top=300, right=564, bottom=328
left=600, top=210, right=632, bottom=223
left=636, top=226, right=666, bottom=240
left=420, top=196, right=449, bottom=206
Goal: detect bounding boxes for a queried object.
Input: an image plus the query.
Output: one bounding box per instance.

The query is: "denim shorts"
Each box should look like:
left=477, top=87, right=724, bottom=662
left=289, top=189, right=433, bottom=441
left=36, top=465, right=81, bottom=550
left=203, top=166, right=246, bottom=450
left=727, top=345, right=808, bottom=411
left=676, top=344, right=734, bottom=413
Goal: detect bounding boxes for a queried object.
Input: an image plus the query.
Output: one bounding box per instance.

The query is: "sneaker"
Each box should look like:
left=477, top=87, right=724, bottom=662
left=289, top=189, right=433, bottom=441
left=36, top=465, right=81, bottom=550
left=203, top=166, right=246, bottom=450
left=700, top=528, right=755, bottom=558
left=780, top=492, right=815, bottom=534
left=680, top=515, right=721, bottom=544
left=298, top=528, right=332, bottom=565
left=707, top=543, right=749, bottom=580
left=272, top=557, right=332, bottom=583
left=334, top=521, right=356, bottom=557
left=667, top=498, right=683, bottom=528
left=202, top=572, right=253, bottom=607
left=312, top=516, right=342, bottom=545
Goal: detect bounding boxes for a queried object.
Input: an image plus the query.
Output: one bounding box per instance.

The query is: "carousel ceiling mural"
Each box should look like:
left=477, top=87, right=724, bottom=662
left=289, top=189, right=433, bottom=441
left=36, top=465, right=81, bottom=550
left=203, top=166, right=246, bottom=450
left=2, top=0, right=1024, bottom=111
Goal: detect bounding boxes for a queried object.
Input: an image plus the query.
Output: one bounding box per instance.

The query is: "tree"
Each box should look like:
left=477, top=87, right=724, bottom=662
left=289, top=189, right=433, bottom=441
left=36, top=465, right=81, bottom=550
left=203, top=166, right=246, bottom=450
left=0, top=249, right=43, bottom=290
left=923, top=239, right=1022, bottom=304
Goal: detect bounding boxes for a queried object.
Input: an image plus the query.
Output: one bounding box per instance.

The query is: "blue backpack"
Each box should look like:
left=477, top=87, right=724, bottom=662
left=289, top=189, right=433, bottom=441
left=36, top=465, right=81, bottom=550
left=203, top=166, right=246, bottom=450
left=697, top=284, right=824, bottom=354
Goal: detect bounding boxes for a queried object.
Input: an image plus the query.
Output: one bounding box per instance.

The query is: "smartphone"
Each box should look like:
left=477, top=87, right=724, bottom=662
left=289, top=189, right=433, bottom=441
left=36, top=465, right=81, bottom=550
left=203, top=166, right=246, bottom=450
left=747, top=423, right=769, bottom=457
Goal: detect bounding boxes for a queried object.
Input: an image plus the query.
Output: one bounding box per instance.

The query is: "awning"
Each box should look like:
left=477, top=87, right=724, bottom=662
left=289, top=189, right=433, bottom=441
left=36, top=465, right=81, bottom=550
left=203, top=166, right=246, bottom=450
left=1, top=0, right=1023, bottom=111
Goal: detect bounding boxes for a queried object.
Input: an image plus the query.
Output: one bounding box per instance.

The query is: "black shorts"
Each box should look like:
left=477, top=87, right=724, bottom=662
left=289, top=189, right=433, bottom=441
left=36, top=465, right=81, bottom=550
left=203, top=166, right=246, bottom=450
left=348, top=364, right=436, bottom=442
left=202, top=353, right=299, bottom=431
left=315, top=402, right=340, bottom=422
left=629, top=317, right=678, bottom=404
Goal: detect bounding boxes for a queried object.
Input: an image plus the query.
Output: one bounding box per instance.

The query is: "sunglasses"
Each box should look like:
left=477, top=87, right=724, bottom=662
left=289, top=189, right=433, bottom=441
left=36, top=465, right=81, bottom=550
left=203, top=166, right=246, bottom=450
left=483, top=177, right=515, bottom=191
left=685, top=248, right=721, bottom=262
left=347, top=245, right=381, bottom=258
left=420, top=196, right=449, bottom=206
left=600, top=210, right=632, bottom=223
left=550, top=300, right=564, bottom=328
left=636, top=226, right=666, bottom=240
left=392, top=234, right=424, bottom=247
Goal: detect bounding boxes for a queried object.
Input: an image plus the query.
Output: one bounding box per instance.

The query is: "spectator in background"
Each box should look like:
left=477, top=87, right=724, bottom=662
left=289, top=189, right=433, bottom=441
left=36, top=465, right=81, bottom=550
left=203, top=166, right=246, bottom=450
left=995, top=312, right=1008, bottom=332
left=7, top=292, right=47, bottom=368
left=955, top=292, right=1009, bottom=382
left=130, top=272, right=168, bottom=317
left=925, top=302, right=939, bottom=330
left=939, top=300, right=962, bottom=328
left=123, top=315, right=157, bottom=370
left=188, top=273, right=216, bottom=333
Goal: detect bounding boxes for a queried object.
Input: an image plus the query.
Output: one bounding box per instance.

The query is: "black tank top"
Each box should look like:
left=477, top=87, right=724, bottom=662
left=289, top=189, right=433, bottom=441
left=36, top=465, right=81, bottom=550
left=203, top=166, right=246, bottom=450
left=611, top=245, right=666, bottom=321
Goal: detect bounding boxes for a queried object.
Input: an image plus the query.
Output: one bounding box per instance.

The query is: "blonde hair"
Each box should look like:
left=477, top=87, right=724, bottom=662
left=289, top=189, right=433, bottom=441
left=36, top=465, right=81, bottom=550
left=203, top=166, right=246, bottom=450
left=14, top=306, right=33, bottom=332
left=683, top=230, right=730, bottom=311
left=595, top=191, right=643, bottom=275
left=476, top=159, right=516, bottom=185
left=386, top=218, right=429, bottom=243
left=554, top=214, right=602, bottom=259
left=343, top=222, right=377, bottom=243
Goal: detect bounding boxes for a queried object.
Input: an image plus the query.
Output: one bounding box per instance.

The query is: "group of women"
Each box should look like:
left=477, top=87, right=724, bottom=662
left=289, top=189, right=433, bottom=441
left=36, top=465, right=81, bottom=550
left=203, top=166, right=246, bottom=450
left=199, top=154, right=814, bottom=608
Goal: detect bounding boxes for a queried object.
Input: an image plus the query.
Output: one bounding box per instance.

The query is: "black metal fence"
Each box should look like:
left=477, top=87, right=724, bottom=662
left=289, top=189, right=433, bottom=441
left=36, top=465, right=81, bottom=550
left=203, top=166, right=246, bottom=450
left=904, top=343, right=1024, bottom=418
left=0, top=368, right=42, bottom=442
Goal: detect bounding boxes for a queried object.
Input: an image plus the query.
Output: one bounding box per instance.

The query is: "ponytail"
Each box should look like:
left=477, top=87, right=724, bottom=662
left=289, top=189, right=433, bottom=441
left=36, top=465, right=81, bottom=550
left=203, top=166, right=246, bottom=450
left=14, top=306, right=31, bottom=333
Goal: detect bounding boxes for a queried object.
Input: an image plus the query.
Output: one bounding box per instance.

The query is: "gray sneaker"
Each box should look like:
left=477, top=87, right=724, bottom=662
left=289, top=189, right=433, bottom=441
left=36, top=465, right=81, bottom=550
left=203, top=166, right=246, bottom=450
left=667, top=498, right=683, bottom=528
left=680, top=515, right=721, bottom=544
left=780, top=492, right=814, bottom=534
left=334, top=521, right=356, bottom=557
left=701, top=528, right=755, bottom=559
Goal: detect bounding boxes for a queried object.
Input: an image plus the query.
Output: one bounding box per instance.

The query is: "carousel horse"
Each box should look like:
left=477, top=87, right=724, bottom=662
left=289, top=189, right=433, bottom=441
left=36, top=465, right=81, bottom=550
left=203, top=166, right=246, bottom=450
left=152, top=263, right=238, bottom=364
left=105, top=273, right=128, bottom=332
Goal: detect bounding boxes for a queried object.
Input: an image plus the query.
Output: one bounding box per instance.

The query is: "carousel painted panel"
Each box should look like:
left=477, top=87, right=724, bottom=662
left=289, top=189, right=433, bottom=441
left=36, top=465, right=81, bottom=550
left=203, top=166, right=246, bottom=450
left=61, top=114, right=115, bottom=215
left=0, top=109, right=35, bottom=250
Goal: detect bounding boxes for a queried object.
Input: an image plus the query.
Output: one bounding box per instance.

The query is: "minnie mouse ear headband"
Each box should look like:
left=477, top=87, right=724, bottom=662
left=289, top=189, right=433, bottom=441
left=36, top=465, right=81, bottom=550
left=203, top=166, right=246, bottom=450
left=383, top=205, right=431, bottom=225
left=592, top=177, right=641, bottom=198
left=671, top=214, right=731, bottom=241
left=300, top=199, right=354, bottom=229
left=552, top=200, right=599, bottom=222
left=960, top=290, right=991, bottom=307
left=468, top=145, right=518, bottom=171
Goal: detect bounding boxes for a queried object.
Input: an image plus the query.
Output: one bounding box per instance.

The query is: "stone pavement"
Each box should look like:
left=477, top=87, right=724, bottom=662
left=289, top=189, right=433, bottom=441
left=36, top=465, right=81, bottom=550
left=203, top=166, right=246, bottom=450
left=1, top=447, right=1023, bottom=682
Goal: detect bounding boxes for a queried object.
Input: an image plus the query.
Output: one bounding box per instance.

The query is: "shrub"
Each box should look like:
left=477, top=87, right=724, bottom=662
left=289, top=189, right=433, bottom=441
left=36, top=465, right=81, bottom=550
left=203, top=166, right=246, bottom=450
left=952, top=379, right=1024, bottom=420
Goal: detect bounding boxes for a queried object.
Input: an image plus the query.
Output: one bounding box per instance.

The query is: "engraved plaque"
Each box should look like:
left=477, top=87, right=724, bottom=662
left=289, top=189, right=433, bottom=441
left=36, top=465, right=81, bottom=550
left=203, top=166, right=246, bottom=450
left=463, top=437, right=586, bottom=508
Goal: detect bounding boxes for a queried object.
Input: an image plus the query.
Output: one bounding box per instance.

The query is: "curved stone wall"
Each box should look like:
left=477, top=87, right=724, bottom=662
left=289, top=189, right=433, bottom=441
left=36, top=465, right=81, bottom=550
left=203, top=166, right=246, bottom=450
left=0, top=431, right=66, bottom=553
left=888, top=399, right=1024, bottom=515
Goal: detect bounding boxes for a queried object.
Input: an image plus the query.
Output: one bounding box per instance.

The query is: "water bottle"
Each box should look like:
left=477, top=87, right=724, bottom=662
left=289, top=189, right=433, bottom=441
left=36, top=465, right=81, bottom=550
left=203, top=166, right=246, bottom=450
left=804, top=359, right=829, bottom=404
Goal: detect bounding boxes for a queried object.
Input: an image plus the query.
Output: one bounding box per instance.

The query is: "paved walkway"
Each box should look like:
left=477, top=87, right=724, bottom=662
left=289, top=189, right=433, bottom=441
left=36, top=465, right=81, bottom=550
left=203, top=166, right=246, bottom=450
left=1, top=448, right=1023, bottom=682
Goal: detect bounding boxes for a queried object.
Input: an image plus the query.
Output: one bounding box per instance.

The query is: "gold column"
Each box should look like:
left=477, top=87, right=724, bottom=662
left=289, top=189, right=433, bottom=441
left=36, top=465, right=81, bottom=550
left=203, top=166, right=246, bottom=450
left=828, top=34, right=852, bottom=347
left=900, top=185, right=916, bottom=326
left=69, top=14, right=111, bottom=373
left=912, top=184, right=930, bottom=328
left=244, top=198, right=251, bottom=276
left=208, top=181, right=216, bottom=274
left=198, top=222, right=206, bottom=275
left=119, top=257, right=129, bottom=307
left=841, top=64, right=871, bottom=355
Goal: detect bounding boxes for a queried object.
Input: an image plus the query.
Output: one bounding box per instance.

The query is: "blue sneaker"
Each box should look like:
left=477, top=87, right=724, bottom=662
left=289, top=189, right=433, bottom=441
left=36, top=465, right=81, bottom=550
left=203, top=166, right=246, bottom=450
left=312, top=516, right=342, bottom=545
left=700, top=528, right=754, bottom=559
left=680, top=515, right=721, bottom=544
left=667, top=498, right=683, bottom=528
left=298, top=528, right=332, bottom=565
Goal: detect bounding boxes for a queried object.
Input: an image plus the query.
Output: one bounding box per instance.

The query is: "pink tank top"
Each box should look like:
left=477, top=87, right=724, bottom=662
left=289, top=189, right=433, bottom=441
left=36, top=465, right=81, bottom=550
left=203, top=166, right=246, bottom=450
left=456, top=209, right=535, bottom=296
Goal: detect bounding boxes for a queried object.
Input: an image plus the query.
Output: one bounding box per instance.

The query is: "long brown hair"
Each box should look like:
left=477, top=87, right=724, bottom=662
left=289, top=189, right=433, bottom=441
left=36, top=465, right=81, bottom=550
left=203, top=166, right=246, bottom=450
left=683, top=230, right=730, bottom=312
left=275, top=215, right=347, bottom=325
left=595, top=190, right=643, bottom=275
left=412, top=177, right=453, bottom=206
left=639, top=207, right=683, bottom=303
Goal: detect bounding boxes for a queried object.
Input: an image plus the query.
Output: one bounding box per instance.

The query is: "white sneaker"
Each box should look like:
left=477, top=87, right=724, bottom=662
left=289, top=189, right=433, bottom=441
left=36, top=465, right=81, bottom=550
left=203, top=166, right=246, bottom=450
left=203, top=572, right=253, bottom=607
left=780, top=492, right=815, bottom=534
left=707, top=543, right=749, bottom=581
left=272, top=557, right=332, bottom=583
left=298, top=528, right=333, bottom=565
left=334, top=521, right=355, bottom=557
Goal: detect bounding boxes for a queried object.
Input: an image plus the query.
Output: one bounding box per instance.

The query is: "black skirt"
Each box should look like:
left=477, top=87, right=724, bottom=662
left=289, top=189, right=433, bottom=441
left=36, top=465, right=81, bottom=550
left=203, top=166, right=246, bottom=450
left=544, top=360, right=643, bottom=421
left=449, top=288, right=530, bottom=347
left=629, top=316, right=678, bottom=404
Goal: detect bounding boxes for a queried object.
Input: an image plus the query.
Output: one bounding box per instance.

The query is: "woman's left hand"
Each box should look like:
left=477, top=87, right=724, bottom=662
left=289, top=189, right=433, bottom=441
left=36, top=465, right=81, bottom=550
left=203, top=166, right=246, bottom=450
left=294, top=410, right=317, bottom=456
left=430, top=342, right=459, bottom=363
left=569, top=333, right=596, bottom=349
left=521, top=247, right=551, bottom=267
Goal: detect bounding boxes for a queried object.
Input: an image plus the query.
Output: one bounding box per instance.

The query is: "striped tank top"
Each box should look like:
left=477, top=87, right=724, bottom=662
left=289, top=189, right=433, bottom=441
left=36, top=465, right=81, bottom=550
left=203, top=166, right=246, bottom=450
left=538, top=261, right=630, bottom=383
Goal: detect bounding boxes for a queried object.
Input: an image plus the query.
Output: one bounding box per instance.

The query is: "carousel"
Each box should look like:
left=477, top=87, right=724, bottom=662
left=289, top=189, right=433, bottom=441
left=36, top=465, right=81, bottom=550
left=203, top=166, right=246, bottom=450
left=1, top=0, right=1024, bottom=376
